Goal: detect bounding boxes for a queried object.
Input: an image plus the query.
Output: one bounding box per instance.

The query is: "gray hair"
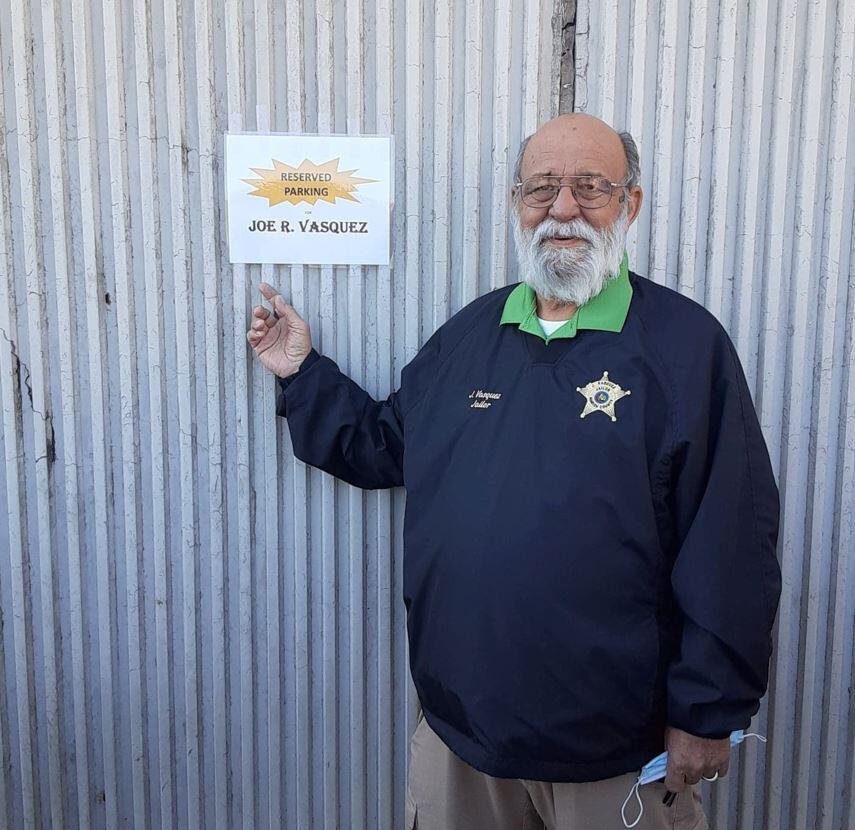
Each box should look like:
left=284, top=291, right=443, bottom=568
left=618, top=131, right=640, bottom=188
left=512, top=129, right=641, bottom=189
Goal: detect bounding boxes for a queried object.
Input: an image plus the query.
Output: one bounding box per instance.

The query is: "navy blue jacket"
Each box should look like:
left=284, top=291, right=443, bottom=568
left=275, top=271, right=782, bottom=782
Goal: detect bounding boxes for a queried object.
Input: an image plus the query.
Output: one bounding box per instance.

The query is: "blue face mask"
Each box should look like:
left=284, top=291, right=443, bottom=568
left=620, top=730, right=767, bottom=828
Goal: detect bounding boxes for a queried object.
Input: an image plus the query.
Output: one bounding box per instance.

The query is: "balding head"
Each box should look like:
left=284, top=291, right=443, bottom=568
left=517, top=114, right=630, bottom=184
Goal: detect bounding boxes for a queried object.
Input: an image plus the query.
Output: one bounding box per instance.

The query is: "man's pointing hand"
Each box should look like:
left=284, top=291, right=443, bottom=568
left=247, top=282, right=313, bottom=379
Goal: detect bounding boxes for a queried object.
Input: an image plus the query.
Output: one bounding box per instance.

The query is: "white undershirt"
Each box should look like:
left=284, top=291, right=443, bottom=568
left=537, top=316, right=571, bottom=337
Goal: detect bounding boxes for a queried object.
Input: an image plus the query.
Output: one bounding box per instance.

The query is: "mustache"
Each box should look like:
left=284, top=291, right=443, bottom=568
left=530, top=218, right=599, bottom=246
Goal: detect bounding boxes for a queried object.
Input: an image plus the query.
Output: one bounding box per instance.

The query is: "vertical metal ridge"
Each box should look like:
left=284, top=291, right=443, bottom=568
left=403, top=0, right=421, bottom=358
left=283, top=2, right=311, bottom=826
left=0, top=47, right=11, bottom=830
left=313, top=1, right=340, bottom=825
left=704, top=0, right=739, bottom=322
left=648, top=0, right=680, bottom=289
left=522, top=0, right=544, bottom=134
left=0, top=311, right=35, bottom=830
left=101, top=0, right=148, bottom=825
left=250, top=0, right=280, bottom=824
left=222, top=0, right=252, bottom=826
left=432, top=0, right=452, bottom=328
left=162, top=0, right=202, bottom=822
left=573, top=0, right=591, bottom=112
left=626, top=0, right=655, bottom=267
left=597, top=0, right=621, bottom=125
left=489, top=0, right=513, bottom=293
left=129, top=0, right=173, bottom=825
left=791, top=2, right=838, bottom=828
left=192, top=0, right=227, bottom=824
left=361, top=6, right=386, bottom=817
left=818, top=12, right=855, bottom=829
left=345, top=0, right=367, bottom=826
left=553, top=0, right=570, bottom=114
left=0, top=21, right=37, bottom=826
left=674, top=0, right=711, bottom=306
left=0, top=111, right=14, bottom=811
left=461, top=0, right=482, bottom=305
left=9, top=0, right=62, bottom=826
left=374, top=0, right=395, bottom=825
left=763, top=4, right=804, bottom=829
left=732, top=0, right=773, bottom=390
left=68, top=0, right=121, bottom=824
left=0, top=649, right=7, bottom=828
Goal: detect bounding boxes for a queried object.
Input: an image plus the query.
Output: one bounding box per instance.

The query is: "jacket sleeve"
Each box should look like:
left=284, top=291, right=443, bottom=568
left=274, top=334, right=439, bottom=490
left=664, top=329, right=782, bottom=739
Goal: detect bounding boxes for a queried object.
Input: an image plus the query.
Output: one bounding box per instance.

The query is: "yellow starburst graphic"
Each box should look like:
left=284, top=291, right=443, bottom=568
left=241, top=157, right=378, bottom=207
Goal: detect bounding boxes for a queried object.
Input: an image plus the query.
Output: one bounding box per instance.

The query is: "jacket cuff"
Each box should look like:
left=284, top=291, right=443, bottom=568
left=275, top=349, right=321, bottom=416
left=665, top=690, right=756, bottom=740
left=279, top=348, right=321, bottom=387
left=667, top=721, right=736, bottom=741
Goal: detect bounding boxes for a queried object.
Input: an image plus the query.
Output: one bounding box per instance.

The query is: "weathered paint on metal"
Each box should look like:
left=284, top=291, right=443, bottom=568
left=0, top=1, right=568, bottom=827
left=576, top=2, right=855, bottom=828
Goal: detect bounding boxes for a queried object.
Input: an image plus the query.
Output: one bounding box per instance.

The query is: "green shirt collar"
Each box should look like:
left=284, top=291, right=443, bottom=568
left=500, top=250, right=632, bottom=342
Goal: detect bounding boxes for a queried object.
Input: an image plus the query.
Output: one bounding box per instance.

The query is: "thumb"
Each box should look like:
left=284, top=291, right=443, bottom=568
left=260, top=282, right=302, bottom=325
left=271, top=293, right=291, bottom=320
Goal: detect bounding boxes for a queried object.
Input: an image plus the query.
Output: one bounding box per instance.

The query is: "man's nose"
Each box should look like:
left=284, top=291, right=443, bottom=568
left=548, top=184, right=583, bottom=221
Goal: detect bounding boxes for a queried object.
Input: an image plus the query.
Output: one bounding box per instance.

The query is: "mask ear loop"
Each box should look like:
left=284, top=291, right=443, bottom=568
left=742, top=732, right=767, bottom=743
left=620, top=777, right=643, bottom=828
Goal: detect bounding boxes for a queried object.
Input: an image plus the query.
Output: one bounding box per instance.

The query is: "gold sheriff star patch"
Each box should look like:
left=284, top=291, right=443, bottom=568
left=576, top=371, right=631, bottom=422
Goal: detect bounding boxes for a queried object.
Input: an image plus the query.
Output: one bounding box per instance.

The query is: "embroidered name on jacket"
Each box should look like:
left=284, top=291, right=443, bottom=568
left=576, top=371, right=631, bottom=422
left=468, top=389, right=502, bottom=409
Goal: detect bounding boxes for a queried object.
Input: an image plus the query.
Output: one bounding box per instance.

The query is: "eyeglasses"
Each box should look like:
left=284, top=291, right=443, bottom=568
left=514, top=174, right=630, bottom=209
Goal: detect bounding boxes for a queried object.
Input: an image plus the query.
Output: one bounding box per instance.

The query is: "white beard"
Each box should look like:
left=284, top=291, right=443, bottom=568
left=510, top=200, right=630, bottom=307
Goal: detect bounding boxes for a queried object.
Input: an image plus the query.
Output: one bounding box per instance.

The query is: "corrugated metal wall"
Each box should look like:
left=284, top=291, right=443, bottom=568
left=576, top=2, right=855, bottom=829
left=0, top=0, right=569, bottom=827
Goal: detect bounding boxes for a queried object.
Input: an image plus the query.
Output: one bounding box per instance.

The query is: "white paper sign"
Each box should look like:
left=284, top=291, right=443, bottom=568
left=225, top=133, right=392, bottom=264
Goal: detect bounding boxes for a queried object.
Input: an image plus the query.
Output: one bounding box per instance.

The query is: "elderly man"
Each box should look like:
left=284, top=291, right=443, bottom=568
left=247, top=113, right=781, bottom=830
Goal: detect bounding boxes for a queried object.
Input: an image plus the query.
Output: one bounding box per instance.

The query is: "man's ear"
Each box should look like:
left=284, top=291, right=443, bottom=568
left=626, top=185, right=643, bottom=226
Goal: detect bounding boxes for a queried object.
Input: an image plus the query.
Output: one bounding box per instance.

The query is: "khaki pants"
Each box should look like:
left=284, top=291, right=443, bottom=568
left=405, top=707, right=709, bottom=830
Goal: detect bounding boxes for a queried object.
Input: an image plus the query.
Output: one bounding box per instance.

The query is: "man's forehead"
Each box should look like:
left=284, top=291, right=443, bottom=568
left=521, top=122, right=626, bottom=181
